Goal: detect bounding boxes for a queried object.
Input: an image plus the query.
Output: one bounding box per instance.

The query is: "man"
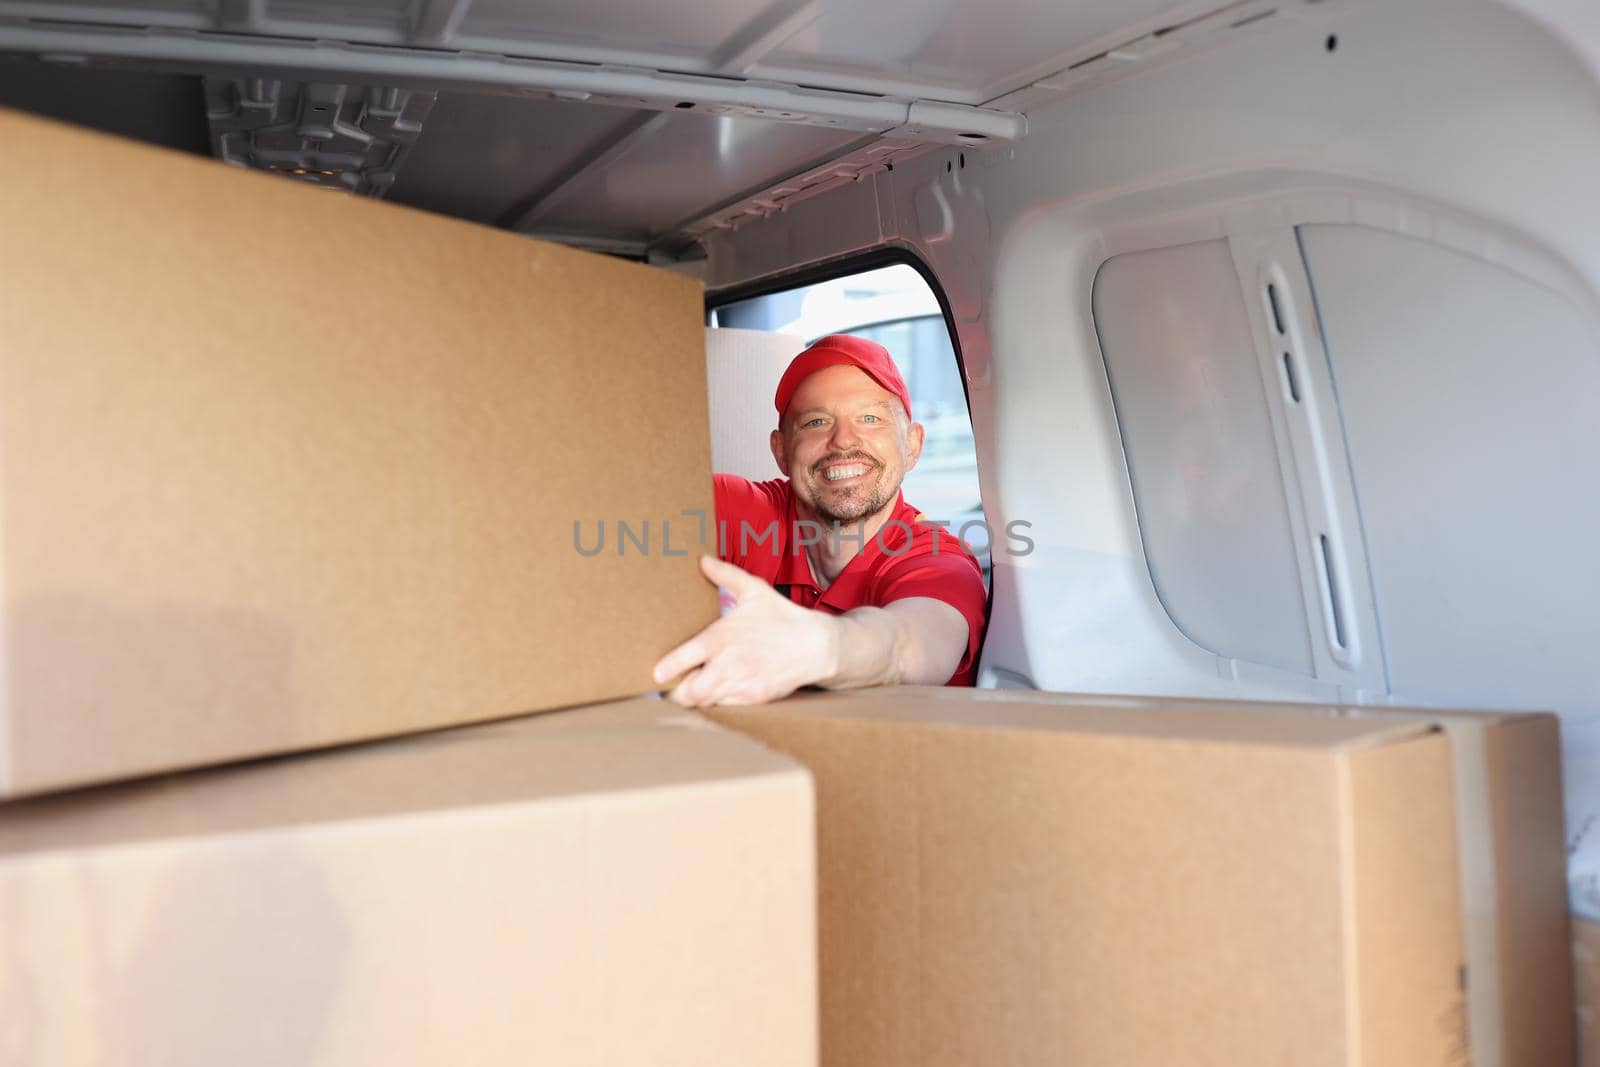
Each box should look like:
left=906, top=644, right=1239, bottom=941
left=652, top=334, right=986, bottom=707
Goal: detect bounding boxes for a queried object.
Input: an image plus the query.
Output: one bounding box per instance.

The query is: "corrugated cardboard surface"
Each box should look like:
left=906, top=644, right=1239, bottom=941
left=975, top=691, right=1571, bottom=1067
left=0, top=108, right=716, bottom=795
left=1083, top=695, right=1571, bottom=1067
left=1481, top=715, right=1574, bottom=1066
left=799, top=687, right=1570, bottom=1066
left=1579, top=917, right=1600, bottom=1067
left=0, top=697, right=817, bottom=1066
left=707, top=687, right=1466, bottom=1067
left=1345, top=736, right=1471, bottom=1067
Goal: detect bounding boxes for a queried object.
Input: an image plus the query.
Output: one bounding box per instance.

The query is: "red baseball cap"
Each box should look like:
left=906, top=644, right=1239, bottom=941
left=774, top=334, right=913, bottom=422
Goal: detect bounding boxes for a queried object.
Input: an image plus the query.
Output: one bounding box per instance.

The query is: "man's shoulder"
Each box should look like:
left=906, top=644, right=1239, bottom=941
left=862, top=501, right=984, bottom=605
left=713, top=474, right=792, bottom=568
left=713, top=473, right=791, bottom=515
left=874, top=498, right=983, bottom=567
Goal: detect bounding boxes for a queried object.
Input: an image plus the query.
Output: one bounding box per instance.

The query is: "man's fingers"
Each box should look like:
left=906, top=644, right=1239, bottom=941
left=699, top=554, right=768, bottom=601
left=669, top=663, right=737, bottom=708
left=666, top=653, right=746, bottom=708
left=663, top=667, right=706, bottom=708
left=651, top=636, right=709, bottom=687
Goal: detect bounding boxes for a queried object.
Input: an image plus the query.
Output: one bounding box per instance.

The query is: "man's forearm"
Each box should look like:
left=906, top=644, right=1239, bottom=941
left=816, top=600, right=968, bottom=690
left=814, top=608, right=901, bottom=690
left=653, top=558, right=969, bottom=707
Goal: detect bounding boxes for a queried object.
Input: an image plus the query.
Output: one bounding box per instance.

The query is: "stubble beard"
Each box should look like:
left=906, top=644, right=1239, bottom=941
left=806, top=453, right=897, bottom=525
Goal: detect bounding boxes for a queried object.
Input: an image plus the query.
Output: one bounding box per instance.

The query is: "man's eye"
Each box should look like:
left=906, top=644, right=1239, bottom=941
left=862, top=415, right=881, bottom=423
left=804, top=418, right=827, bottom=428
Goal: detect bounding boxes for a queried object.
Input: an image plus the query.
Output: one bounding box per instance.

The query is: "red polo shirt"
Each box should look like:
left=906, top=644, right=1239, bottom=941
left=713, top=474, right=987, bottom=686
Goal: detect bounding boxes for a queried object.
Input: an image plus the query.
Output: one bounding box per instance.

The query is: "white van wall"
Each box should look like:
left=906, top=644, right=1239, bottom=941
left=700, top=0, right=1600, bottom=913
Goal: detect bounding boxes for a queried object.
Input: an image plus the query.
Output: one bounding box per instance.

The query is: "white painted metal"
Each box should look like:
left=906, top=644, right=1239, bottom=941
left=383, top=92, right=644, bottom=227
left=1094, top=239, right=1315, bottom=677
left=1300, top=223, right=1600, bottom=714
left=0, top=0, right=1214, bottom=105
left=0, top=15, right=1021, bottom=143
left=745, top=0, right=1195, bottom=104
left=528, top=112, right=867, bottom=242
left=1226, top=226, right=1385, bottom=692
left=0, top=0, right=1309, bottom=253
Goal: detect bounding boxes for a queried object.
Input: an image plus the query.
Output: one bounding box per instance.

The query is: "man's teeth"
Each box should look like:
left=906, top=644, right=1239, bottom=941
left=824, top=464, right=869, bottom=481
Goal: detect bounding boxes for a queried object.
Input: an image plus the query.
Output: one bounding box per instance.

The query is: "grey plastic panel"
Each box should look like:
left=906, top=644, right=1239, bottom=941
left=1300, top=224, right=1600, bottom=712
left=0, top=61, right=211, bottom=156
left=1094, top=239, right=1314, bottom=675
left=1225, top=228, right=1386, bottom=691
left=205, top=78, right=435, bottom=197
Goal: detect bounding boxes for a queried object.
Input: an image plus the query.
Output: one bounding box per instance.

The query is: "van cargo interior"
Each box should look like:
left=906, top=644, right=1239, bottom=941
left=1, top=0, right=1597, bottom=1062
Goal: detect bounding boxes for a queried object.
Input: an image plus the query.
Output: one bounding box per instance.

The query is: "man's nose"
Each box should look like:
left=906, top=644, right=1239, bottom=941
left=828, top=418, right=861, bottom=450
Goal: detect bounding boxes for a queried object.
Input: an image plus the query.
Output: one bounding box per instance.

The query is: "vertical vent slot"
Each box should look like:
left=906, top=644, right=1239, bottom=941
left=1281, top=351, right=1301, bottom=403
left=1319, top=534, right=1348, bottom=651
left=1266, top=282, right=1286, bottom=334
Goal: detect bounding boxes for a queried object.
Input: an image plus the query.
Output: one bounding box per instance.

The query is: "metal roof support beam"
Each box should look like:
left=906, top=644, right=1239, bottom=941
left=214, top=0, right=268, bottom=33
left=710, top=0, right=820, bottom=74
left=0, top=19, right=1022, bottom=145
left=410, top=0, right=477, bottom=46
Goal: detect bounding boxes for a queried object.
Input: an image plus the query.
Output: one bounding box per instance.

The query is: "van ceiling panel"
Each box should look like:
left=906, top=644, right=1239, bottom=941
left=0, top=60, right=209, bottom=155
left=756, top=0, right=1196, bottom=103
left=527, top=111, right=865, bottom=245
left=384, top=92, right=646, bottom=227
left=455, top=0, right=798, bottom=67
left=0, top=0, right=1224, bottom=251
left=0, top=0, right=1194, bottom=106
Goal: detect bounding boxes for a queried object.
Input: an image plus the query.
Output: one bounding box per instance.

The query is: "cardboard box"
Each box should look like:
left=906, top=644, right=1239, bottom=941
left=1014, top=695, right=1572, bottom=1067
left=1579, top=917, right=1600, bottom=1067
left=1364, top=705, right=1571, bottom=1067
left=0, top=108, right=717, bottom=796
left=708, top=687, right=1474, bottom=1067
left=0, top=697, right=816, bottom=1066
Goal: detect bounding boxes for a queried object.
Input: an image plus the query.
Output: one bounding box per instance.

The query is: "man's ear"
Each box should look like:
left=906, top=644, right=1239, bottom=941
left=904, top=420, right=926, bottom=472
left=770, top=428, right=790, bottom=476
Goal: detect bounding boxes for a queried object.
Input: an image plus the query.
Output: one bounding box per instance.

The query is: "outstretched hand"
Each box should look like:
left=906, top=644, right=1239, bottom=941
left=652, top=555, right=839, bottom=707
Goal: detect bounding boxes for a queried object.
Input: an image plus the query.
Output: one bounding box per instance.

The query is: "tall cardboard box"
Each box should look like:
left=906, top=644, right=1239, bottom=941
left=1579, top=917, right=1600, bottom=1066
left=0, top=697, right=817, bottom=1066
left=709, top=688, right=1475, bottom=1067
left=1347, top=704, right=1572, bottom=1067
left=0, top=108, right=717, bottom=796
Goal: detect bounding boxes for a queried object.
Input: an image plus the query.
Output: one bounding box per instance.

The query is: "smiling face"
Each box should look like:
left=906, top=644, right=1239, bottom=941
left=771, top=364, right=924, bottom=525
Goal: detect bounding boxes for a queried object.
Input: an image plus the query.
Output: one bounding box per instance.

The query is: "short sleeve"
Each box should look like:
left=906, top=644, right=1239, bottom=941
left=870, top=549, right=987, bottom=685
left=871, top=549, right=986, bottom=616
left=713, top=474, right=787, bottom=571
